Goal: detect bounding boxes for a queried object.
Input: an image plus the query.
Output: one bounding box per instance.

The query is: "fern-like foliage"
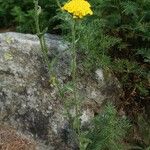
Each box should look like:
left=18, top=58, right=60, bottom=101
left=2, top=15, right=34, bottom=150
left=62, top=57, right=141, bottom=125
left=87, top=103, right=130, bottom=150
left=137, top=115, right=150, bottom=148
left=70, top=0, right=150, bottom=116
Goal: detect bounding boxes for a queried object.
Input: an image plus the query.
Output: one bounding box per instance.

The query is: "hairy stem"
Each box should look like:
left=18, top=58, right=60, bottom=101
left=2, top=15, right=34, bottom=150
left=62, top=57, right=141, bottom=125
left=34, top=0, right=51, bottom=72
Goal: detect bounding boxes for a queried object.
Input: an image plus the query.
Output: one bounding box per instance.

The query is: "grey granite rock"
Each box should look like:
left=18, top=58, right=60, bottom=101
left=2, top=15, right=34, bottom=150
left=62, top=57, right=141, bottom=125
left=0, top=32, right=121, bottom=149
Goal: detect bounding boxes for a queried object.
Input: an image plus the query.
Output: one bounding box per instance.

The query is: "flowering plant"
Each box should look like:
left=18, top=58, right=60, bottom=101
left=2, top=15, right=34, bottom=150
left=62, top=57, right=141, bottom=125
left=62, top=0, right=93, bottom=18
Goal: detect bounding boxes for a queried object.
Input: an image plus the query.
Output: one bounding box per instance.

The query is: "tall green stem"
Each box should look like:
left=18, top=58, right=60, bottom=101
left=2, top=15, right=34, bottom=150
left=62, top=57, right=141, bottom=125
left=71, top=20, right=80, bottom=137
left=34, top=0, right=51, bottom=72
left=34, top=0, right=65, bottom=100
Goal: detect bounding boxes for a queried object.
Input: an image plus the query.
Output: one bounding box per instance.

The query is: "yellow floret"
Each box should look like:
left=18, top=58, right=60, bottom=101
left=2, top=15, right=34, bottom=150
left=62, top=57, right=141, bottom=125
left=62, top=0, right=93, bottom=18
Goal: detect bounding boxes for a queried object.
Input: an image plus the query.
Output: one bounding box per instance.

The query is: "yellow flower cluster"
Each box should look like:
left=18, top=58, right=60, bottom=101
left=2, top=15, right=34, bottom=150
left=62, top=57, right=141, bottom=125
left=62, top=0, right=93, bottom=18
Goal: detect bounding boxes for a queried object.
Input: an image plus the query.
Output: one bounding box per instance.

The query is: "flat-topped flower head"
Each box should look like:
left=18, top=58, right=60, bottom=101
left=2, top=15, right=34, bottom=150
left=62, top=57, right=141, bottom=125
left=62, top=0, right=93, bottom=19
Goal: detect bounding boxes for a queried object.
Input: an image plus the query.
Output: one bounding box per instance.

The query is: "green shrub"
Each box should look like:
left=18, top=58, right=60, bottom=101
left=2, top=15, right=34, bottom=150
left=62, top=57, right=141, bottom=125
left=0, top=0, right=61, bottom=33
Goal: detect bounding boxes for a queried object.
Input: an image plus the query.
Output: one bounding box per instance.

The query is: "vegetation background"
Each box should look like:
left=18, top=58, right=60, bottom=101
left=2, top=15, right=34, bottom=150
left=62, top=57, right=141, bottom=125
left=0, top=0, right=149, bottom=149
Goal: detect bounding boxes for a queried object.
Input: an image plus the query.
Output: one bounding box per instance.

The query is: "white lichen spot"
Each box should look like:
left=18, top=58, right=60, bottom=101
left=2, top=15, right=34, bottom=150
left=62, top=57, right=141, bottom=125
left=80, top=109, right=94, bottom=124
left=91, top=90, right=97, bottom=99
left=95, top=69, right=104, bottom=81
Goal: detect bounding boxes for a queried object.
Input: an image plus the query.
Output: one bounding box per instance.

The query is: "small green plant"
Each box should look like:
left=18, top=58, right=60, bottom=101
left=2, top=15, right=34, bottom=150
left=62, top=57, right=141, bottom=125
left=34, top=1, right=93, bottom=149
left=59, top=1, right=94, bottom=149
left=86, top=103, right=130, bottom=150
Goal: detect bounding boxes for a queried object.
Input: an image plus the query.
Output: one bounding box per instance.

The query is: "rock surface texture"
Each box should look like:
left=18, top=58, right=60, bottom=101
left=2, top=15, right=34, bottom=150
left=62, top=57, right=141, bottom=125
left=0, top=32, right=121, bottom=150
